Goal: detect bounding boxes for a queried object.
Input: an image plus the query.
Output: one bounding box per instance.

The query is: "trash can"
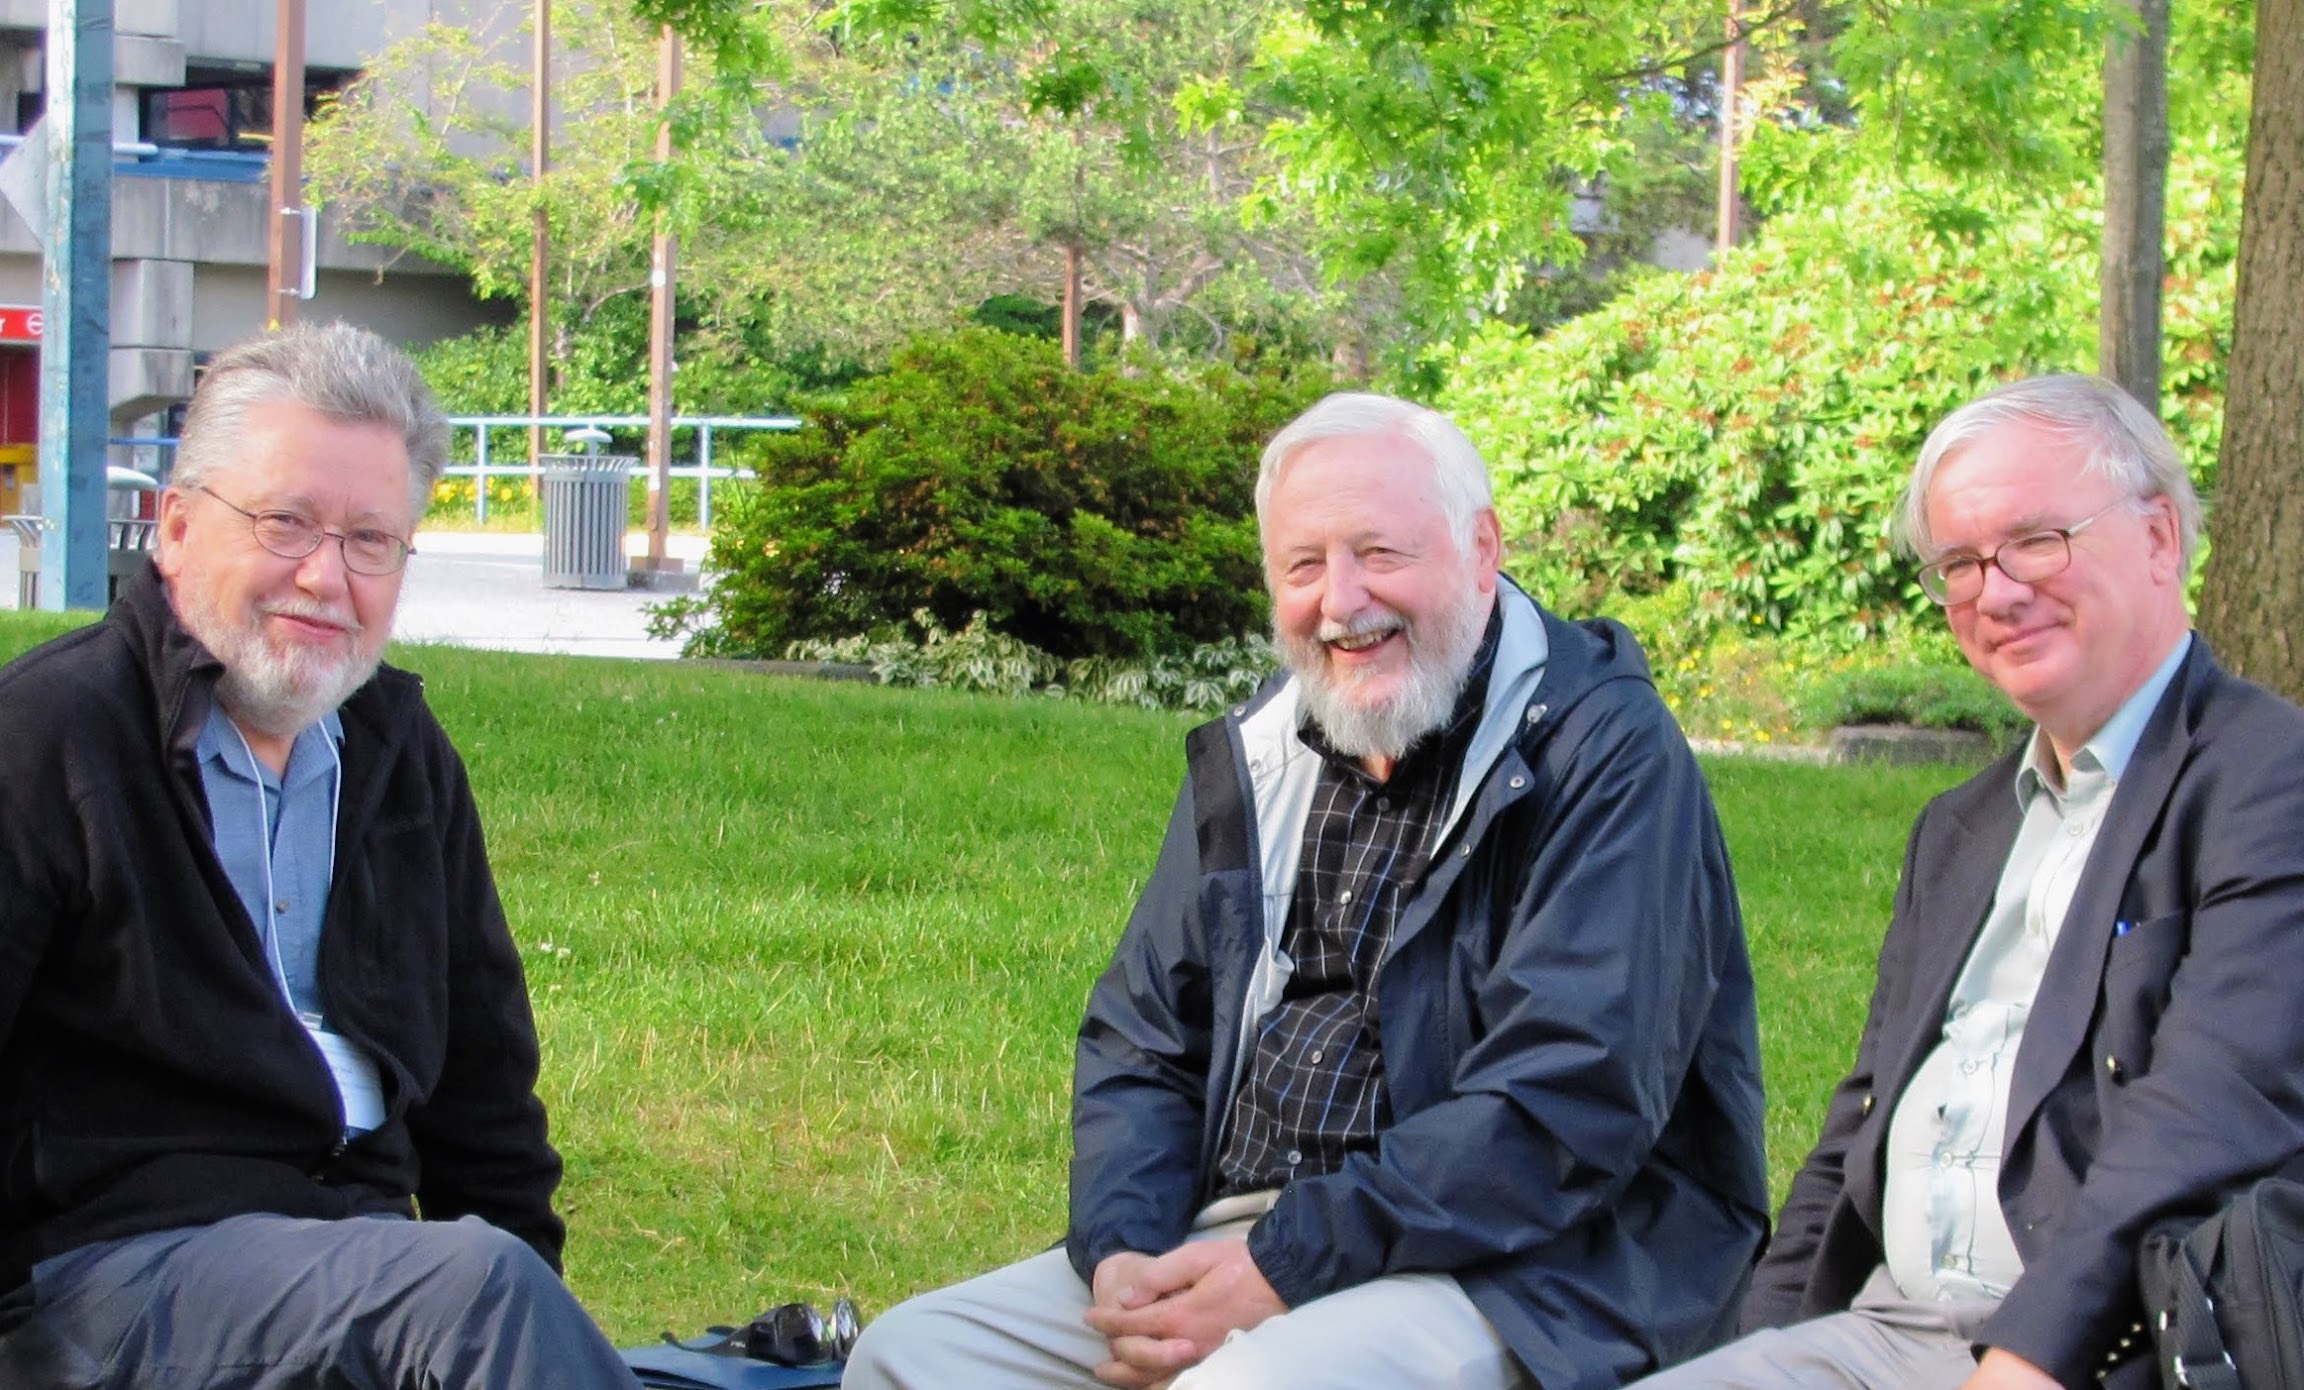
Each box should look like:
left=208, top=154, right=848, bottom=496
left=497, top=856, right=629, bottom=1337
left=540, top=453, right=634, bottom=590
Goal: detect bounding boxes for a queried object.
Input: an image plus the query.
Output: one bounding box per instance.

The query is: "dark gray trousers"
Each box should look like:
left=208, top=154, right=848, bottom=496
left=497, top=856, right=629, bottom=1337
left=0, top=1212, right=639, bottom=1389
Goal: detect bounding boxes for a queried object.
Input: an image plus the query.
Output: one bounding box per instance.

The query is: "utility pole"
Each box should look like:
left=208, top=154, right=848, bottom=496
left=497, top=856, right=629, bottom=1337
left=266, top=0, right=307, bottom=329
left=1060, top=244, right=1081, bottom=369
left=638, top=25, right=681, bottom=582
left=1715, top=0, right=1744, bottom=254
left=528, top=0, right=549, bottom=482
left=37, top=0, right=113, bottom=610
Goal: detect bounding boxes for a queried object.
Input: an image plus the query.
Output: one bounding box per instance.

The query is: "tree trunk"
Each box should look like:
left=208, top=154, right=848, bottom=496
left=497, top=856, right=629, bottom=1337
left=2100, top=0, right=2170, bottom=410
left=2197, top=0, right=2304, bottom=700
left=1061, top=242, right=1082, bottom=369
left=1716, top=0, right=1743, bottom=254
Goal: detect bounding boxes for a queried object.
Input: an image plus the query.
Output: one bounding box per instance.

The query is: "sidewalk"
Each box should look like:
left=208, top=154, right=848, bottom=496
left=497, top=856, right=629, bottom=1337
left=393, top=530, right=710, bottom=660
left=1, top=527, right=711, bottom=661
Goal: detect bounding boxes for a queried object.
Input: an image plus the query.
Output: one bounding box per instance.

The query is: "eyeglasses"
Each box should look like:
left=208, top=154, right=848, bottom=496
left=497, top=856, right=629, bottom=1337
left=1916, top=498, right=2133, bottom=607
left=194, top=485, right=414, bottom=576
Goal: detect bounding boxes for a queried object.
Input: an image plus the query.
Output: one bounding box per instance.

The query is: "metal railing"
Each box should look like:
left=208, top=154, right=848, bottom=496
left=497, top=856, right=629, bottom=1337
left=445, top=415, right=801, bottom=528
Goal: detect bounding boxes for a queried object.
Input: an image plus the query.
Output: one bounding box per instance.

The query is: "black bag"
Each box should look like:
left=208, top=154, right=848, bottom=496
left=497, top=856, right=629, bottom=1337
left=620, top=1301, right=859, bottom=1390
left=620, top=1338, right=844, bottom=1390
left=2138, top=1176, right=2304, bottom=1389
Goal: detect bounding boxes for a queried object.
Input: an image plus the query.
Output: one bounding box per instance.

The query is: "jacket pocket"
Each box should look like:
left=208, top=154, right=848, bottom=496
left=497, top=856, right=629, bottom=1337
left=2097, top=909, right=2189, bottom=1079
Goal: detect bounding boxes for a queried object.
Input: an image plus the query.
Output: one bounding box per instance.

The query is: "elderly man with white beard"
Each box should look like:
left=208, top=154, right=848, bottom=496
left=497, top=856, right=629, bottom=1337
left=0, top=324, right=638, bottom=1388
left=845, top=392, right=1769, bottom=1390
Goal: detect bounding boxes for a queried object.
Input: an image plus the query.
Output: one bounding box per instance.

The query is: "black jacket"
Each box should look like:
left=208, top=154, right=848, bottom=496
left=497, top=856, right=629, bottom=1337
left=1744, top=640, right=2304, bottom=1388
left=0, top=566, right=563, bottom=1295
left=1067, top=582, right=1770, bottom=1390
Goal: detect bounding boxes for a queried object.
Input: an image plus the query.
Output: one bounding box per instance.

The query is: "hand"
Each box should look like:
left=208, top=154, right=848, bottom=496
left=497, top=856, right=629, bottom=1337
left=1960, top=1348, right=2063, bottom=1390
left=1089, top=1252, right=1186, bottom=1389
left=1084, top=1239, right=1287, bottom=1387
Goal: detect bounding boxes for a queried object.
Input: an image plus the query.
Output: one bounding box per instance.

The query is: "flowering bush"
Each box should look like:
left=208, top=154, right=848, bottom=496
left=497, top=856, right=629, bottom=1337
left=1448, top=149, right=2238, bottom=644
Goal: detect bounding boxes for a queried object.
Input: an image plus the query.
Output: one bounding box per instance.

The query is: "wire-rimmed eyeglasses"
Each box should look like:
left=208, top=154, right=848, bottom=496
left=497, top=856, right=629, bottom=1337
left=1916, top=498, right=2134, bottom=607
left=193, top=485, right=415, bottom=576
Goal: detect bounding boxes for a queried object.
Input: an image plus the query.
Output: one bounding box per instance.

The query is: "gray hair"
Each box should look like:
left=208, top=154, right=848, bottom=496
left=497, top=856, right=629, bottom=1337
left=172, top=321, right=450, bottom=524
left=1255, top=392, right=1493, bottom=554
left=1895, top=374, right=2202, bottom=569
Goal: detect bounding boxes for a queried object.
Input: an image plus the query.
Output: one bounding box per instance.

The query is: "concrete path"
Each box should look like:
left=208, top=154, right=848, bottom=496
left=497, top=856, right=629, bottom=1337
left=393, top=531, right=710, bottom=660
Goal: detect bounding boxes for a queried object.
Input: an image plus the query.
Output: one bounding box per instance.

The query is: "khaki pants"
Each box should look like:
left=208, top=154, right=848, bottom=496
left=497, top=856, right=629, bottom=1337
left=1629, top=1267, right=1996, bottom=1390
left=844, top=1196, right=1527, bottom=1390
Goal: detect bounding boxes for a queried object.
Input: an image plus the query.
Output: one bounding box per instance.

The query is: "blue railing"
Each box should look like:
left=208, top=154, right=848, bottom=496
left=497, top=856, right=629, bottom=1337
left=0, top=134, right=270, bottom=184
left=445, top=415, right=800, bottom=528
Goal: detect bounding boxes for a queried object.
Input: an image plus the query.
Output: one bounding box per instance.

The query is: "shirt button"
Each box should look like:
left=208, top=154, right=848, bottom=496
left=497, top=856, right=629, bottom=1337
left=1309, top=1050, right=1325, bottom=1064
left=1376, top=797, right=1391, bottom=811
left=274, top=899, right=290, bottom=913
left=1339, top=889, right=1354, bottom=905
left=1285, top=1149, right=1302, bottom=1165
left=1509, top=775, right=1527, bottom=790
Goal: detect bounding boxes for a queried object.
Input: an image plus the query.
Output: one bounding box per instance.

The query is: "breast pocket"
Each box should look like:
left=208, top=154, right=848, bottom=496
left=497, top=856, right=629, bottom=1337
left=2097, top=909, right=2189, bottom=1080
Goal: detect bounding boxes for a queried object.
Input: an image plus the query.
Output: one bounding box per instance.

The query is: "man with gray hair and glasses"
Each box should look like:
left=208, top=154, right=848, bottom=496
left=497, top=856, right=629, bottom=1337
left=1636, top=373, right=2304, bottom=1390
left=846, top=391, right=1768, bottom=1390
left=0, top=323, right=637, bottom=1386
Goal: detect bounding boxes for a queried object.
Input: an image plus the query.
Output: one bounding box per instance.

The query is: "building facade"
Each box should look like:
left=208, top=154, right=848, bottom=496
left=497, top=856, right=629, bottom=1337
left=0, top=0, right=508, bottom=512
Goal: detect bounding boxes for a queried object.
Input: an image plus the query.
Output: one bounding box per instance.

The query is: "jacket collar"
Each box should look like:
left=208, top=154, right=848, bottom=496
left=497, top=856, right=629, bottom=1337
left=107, top=559, right=420, bottom=777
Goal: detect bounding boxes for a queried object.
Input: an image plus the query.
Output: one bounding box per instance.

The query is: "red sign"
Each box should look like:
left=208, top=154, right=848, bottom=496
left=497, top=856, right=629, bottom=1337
left=0, top=306, right=40, bottom=343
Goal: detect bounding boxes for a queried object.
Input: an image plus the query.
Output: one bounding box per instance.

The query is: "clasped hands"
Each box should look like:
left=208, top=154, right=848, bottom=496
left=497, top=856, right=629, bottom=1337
left=1085, top=1238, right=1287, bottom=1388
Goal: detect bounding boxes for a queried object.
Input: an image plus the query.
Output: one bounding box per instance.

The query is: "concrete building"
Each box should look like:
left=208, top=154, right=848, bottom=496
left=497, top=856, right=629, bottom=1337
left=0, top=0, right=509, bottom=513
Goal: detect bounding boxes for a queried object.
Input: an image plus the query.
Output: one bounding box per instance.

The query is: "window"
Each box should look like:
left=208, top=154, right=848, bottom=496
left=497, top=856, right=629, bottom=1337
left=138, top=70, right=354, bottom=153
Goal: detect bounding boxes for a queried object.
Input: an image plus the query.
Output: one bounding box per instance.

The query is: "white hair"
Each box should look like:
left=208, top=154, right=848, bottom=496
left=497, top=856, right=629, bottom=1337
left=1896, top=374, right=2202, bottom=567
left=174, top=321, right=449, bottom=525
left=1255, top=392, right=1493, bottom=553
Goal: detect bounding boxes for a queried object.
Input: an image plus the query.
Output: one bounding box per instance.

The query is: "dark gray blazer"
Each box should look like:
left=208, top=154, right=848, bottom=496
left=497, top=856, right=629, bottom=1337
left=1742, top=638, right=2304, bottom=1387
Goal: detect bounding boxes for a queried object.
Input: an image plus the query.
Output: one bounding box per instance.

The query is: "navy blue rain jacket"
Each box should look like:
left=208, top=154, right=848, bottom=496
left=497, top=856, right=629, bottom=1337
left=1066, top=582, right=1769, bottom=1389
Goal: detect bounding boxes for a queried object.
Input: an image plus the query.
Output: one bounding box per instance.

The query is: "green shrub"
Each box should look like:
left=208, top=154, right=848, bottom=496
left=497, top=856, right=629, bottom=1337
left=677, top=328, right=1329, bottom=661
left=776, top=612, right=1279, bottom=714
left=1446, top=145, right=2237, bottom=645
left=788, top=611, right=1061, bottom=698
left=1799, top=660, right=2029, bottom=740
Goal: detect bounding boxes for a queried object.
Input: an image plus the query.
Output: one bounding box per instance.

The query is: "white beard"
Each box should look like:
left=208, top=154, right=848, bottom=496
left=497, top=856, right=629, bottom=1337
left=175, top=587, right=378, bottom=739
left=1280, top=585, right=1491, bottom=762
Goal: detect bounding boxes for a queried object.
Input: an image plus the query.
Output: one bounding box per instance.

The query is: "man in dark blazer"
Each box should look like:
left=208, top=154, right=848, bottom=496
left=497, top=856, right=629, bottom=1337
left=1637, top=373, right=2304, bottom=1390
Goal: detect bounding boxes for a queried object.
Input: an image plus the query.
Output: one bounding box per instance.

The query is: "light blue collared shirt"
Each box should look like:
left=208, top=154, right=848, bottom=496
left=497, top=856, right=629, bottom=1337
left=197, top=704, right=344, bottom=1019
left=196, top=703, right=383, bottom=1133
left=1882, top=632, right=2192, bottom=1302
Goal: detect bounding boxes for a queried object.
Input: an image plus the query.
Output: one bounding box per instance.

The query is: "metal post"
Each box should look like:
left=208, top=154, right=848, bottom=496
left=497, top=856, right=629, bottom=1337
left=697, top=422, right=713, bottom=529
left=38, top=0, right=113, bottom=611
left=1716, top=0, right=1743, bottom=254
left=640, top=25, right=680, bottom=579
left=473, top=425, right=489, bottom=524
left=527, top=0, right=549, bottom=490
left=267, top=0, right=306, bottom=329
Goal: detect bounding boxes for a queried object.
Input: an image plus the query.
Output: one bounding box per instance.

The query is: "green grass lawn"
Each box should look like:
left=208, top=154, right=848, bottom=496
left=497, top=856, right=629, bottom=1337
left=0, top=612, right=1973, bottom=1342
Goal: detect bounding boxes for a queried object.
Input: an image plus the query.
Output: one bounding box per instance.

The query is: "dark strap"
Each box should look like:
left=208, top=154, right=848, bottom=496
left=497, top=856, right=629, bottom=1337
left=2153, top=1233, right=2240, bottom=1390
left=660, top=1325, right=751, bottom=1358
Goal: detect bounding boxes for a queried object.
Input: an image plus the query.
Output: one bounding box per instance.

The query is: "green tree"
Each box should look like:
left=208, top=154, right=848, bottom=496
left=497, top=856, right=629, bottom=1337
left=1231, top=0, right=2126, bottom=344
left=783, top=0, right=1384, bottom=363
left=306, top=2, right=776, bottom=357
